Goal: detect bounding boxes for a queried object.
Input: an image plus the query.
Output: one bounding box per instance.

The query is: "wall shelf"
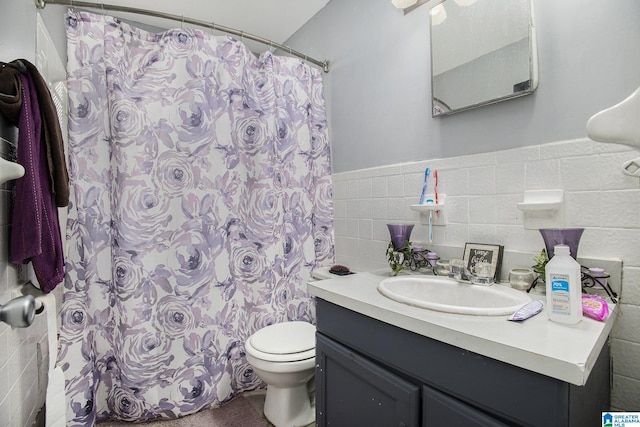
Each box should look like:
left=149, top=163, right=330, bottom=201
left=517, top=201, right=562, bottom=211
left=517, top=189, right=563, bottom=212
left=410, top=194, right=447, bottom=226
left=517, top=190, right=564, bottom=229
left=410, top=203, right=443, bottom=212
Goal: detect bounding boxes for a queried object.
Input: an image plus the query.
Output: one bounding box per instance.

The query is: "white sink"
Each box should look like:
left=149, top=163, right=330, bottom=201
left=378, top=276, right=532, bottom=316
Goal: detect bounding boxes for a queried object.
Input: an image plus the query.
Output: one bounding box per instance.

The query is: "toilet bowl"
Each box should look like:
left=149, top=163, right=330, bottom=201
left=245, top=321, right=316, bottom=427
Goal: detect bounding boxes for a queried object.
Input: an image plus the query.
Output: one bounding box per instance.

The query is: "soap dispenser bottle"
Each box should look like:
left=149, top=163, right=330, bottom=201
left=545, top=244, right=582, bottom=324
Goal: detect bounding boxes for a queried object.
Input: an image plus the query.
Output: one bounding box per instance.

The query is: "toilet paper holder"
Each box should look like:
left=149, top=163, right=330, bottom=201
left=0, top=294, right=36, bottom=328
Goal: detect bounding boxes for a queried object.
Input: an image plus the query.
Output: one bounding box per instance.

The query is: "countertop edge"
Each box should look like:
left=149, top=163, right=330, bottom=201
left=308, top=273, right=617, bottom=386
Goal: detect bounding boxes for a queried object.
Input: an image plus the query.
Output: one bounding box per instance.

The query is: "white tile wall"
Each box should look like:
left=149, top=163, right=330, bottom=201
left=332, top=137, right=640, bottom=411
left=0, top=135, right=49, bottom=426
left=0, top=17, right=71, bottom=426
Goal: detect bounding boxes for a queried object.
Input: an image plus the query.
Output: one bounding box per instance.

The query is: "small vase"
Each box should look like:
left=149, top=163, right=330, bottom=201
left=539, top=228, right=584, bottom=260
left=387, top=224, right=414, bottom=250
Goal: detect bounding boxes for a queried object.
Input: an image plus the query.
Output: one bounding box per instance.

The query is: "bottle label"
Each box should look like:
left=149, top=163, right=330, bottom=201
left=550, top=273, right=571, bottom=316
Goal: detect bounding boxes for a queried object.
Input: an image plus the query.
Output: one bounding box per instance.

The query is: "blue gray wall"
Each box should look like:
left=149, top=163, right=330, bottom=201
left=287, top=0, right=640, bottom=173
left=288, top=0, right=640, bottom=411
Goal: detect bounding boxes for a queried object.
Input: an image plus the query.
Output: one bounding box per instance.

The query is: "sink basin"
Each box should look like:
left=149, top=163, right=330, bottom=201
left=378, top=276, right=532, bottom=316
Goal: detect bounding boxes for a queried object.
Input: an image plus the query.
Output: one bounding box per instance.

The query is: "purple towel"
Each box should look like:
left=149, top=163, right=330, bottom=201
left=9, top=72, right=64, bottom=292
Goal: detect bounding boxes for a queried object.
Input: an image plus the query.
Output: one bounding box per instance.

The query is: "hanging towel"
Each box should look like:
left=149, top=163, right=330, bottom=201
left=0, top=60, right=69, bottom=207
left=2, top=70, right=65, bottom=292
left=20, top=59, right=69, bottom=207
left=0, top=62, right=23, bottom=123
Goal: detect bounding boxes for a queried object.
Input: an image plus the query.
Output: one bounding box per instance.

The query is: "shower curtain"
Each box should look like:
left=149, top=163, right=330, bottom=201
left=60, top=10, right=333, bottom=425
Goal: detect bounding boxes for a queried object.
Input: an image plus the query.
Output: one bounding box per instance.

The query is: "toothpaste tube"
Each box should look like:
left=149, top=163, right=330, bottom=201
left=508, top=300, right=543, bottom=321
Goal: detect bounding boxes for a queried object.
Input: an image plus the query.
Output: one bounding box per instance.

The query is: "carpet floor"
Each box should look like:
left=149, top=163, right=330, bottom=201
left=97, top=391, right=271, bottom=427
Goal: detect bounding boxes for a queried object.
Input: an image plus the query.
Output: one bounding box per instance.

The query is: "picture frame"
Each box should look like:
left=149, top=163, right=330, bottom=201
left=463, top=243, right=504, bottom=282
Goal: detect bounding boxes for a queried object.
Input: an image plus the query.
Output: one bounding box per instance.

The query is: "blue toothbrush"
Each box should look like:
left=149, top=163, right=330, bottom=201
left=426, top=198, right=434, bottom=242
left=419, top=167, right=430, bottom=205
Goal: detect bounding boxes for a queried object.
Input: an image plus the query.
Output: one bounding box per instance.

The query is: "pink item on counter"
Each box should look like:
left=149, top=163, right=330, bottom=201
left=582, top=295, right=609, bottom=321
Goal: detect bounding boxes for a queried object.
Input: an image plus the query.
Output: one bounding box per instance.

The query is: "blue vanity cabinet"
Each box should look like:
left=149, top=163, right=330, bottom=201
left=316, top=334, right=420, bottom=426
left=422, top=385, right=509, bottom=427
left=315, top=298, right=610, bottom=427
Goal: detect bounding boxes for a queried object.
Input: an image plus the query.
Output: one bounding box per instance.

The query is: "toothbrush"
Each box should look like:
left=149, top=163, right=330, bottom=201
left=434, top=170, right=440, bottom=218
left=419, top=167, right=430, bottom=205
left=426, top=198, right=434, bottom=242
left=434, top=170, right=439, bottom=205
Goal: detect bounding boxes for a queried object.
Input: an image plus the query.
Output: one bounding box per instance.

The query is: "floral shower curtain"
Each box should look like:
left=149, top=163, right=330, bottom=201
left=60, top=10, right=333, bottom=425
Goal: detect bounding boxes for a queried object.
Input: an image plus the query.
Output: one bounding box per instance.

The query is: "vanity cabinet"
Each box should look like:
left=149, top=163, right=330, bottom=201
left=315, top=299, right=610, bottom=427
left=316, top=334, right=420, bottom=426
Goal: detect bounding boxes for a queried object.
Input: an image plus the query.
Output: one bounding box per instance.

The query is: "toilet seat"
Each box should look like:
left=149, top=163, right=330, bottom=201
left=247, top=321, right=316, bottom=363
left=246, top=344, right=315, bottom=363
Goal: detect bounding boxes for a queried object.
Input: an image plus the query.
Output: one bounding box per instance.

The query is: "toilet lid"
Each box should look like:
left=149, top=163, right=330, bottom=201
left=249, top=321, right=315, bottom=355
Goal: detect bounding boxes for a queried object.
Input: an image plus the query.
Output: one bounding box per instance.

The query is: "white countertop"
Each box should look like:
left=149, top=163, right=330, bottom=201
left=308, top=270, right=618, bottom=386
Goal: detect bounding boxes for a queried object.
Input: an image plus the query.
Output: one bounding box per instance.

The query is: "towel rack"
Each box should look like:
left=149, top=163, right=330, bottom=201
left=0, top=157, right=25, bottom=184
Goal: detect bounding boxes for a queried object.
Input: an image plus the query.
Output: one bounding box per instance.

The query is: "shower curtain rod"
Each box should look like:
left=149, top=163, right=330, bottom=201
left=35, top=0, right=330, bottom=73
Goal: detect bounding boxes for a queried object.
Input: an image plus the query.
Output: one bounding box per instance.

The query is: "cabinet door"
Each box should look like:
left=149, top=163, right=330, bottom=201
left=316, top=333, right=420, bottom=427
left=423, top=385, right=510, bottom=427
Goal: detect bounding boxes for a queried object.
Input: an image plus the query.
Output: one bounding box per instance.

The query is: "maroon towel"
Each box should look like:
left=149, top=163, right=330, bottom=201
left=20, top=59, right=70, bottom=207
left=9, top=72, right=64, bottom=292
left=0, top=60, right=69, bottom=207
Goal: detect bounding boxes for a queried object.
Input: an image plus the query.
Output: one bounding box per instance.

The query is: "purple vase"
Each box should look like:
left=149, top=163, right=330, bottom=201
left=387, top=224, right=414, bottom=250
left=539, top=228, right=584, bottom=259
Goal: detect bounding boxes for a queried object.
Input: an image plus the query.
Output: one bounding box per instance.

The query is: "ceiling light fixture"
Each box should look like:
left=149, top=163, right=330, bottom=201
left=392, top=0, right=419, bottom=9
left=430, top=4, right=447, bottom=25
left=454, top=0, right=478, bottom=6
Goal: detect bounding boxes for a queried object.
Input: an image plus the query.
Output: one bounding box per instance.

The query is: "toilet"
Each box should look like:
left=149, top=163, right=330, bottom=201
left=245, top=320, right=316, bottom=427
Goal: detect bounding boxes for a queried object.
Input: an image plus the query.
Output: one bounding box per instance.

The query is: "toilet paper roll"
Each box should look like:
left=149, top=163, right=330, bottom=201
left=35, top=293, right=66, bottom=427
left=46, top=367, right=66, bottom=427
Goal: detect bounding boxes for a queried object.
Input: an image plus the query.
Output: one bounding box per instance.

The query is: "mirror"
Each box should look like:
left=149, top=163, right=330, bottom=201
left=430, top=0, right=538, bottom=117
